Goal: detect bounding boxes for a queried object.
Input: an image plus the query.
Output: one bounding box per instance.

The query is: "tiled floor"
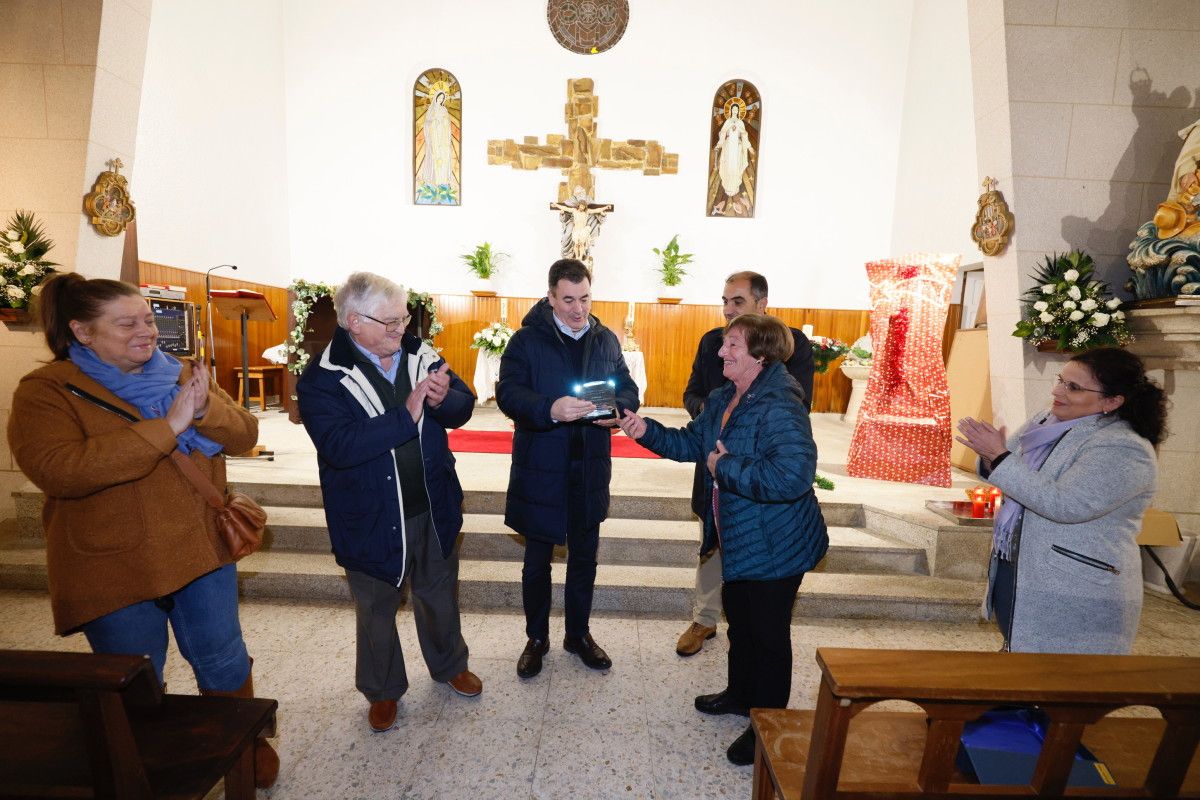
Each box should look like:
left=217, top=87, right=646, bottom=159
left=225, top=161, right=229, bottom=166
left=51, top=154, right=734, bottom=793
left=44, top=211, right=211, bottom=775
left=2, top=589, right=1198, bottom=799
left=4, top=404, right=1199, bottom=798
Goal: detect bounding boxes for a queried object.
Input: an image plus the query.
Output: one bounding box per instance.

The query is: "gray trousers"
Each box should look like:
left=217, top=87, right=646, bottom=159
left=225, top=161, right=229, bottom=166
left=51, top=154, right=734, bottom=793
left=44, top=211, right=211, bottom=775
left=692, top=519, right=724, bottom=627
left=344, top=511, right=468, bottom=703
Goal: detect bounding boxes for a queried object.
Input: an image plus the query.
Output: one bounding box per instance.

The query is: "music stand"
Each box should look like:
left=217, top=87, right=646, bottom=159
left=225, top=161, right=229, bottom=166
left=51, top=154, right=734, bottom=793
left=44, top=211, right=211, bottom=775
left=211, top=290, right=277, bottom=459
left=210, top=290, right=276, bottom=408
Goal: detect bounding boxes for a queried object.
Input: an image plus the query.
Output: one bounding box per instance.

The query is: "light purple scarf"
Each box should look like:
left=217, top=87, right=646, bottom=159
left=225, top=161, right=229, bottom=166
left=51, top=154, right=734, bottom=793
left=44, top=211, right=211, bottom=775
left=992, top=411, right=1100, bottom=560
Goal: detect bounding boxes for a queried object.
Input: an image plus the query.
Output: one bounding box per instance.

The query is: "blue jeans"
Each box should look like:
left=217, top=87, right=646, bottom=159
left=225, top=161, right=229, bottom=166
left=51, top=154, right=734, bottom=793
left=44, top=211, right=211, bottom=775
left=82, top=564, right=250, bottom=691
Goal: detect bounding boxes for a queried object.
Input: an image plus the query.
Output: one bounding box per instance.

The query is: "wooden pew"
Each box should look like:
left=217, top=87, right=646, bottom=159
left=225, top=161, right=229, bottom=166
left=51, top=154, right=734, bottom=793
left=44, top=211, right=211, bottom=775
left=751, top=648, right=1200, bottom=799
left=0, top=649, right=277, bottom=799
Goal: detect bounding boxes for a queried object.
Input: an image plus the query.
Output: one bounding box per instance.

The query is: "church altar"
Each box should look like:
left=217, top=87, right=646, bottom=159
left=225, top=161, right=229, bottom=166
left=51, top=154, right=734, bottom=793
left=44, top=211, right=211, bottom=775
left=472, top=351, right=502, bottom=404
left=622, top=350, right=647, bottom=404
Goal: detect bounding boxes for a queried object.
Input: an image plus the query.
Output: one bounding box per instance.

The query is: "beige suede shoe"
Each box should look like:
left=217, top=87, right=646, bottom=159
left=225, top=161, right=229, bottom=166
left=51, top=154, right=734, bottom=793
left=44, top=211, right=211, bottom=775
left=675, top=622, right=717, bottom=656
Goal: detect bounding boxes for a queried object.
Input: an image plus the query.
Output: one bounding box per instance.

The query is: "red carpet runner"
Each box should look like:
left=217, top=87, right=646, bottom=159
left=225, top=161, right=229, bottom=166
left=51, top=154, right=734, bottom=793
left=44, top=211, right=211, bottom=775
left=448, top=429, right=660, bottom=459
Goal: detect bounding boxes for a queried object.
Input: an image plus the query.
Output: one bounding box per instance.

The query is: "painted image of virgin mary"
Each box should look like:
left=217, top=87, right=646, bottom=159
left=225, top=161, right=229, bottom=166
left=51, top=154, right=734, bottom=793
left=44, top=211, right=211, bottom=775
left=714, top=101, right=753, bottom=199
left=422, top=91, right=453, bottom=188
left=706, top=81, right=761, bottom=218
left=413, top=69, right=461, bottom=206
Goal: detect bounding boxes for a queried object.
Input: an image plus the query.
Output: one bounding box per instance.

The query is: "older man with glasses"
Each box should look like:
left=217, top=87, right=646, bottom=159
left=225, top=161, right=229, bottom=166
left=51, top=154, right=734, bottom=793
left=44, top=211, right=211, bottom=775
left=296, top=271, right=481, bottom=733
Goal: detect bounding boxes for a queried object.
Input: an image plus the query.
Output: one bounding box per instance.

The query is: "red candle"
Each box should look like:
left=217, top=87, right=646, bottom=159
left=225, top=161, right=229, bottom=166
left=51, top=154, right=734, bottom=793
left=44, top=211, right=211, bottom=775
left=971, top=497, right=987, bottom=518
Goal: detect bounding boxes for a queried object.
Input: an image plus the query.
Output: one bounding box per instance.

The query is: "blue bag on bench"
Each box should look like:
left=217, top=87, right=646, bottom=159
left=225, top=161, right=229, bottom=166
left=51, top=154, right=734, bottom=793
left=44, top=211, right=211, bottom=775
left=956, top=707, right=1115, bottom=788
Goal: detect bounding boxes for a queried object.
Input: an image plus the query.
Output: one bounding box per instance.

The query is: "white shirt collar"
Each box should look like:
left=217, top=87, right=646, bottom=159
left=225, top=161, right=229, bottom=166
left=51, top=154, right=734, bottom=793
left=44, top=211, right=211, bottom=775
left=553, top=313, right=590, bottom=340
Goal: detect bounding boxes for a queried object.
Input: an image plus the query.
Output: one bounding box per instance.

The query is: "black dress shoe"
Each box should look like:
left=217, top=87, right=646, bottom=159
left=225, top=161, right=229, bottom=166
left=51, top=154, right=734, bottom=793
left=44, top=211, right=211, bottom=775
left=727, top=726, right=756, bottom=766
left=694, top=689, right=749, bottom=717
left=517, top=638, right=549, bottom=679
left=562, top=633, right=612, bottom=670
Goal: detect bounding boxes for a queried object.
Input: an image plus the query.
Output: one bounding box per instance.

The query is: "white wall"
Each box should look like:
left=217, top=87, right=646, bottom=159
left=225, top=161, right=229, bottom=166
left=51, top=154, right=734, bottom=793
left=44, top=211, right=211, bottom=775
left=890, top=0, right=979, bottom=259
left=129, top=0, right=982, bottom=310
left=281, top=0, right=918, bottom=308
left=133, top=0, right=291, bottom=286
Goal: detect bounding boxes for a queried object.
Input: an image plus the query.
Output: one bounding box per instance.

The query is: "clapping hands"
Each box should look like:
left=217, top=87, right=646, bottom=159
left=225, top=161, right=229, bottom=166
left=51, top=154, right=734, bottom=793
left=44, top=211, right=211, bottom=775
left=406, top=363, right=451, bottom=423
left=166, top=363, right=210, bottom=435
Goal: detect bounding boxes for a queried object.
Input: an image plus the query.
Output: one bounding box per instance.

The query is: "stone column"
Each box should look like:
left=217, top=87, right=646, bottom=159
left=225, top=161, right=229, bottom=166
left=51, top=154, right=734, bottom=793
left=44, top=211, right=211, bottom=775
left=966, top=0, right=1200, bottom=430
left=0, top=0, right=151, bottom=521
left=1126, top=306, right=1200, bottom=540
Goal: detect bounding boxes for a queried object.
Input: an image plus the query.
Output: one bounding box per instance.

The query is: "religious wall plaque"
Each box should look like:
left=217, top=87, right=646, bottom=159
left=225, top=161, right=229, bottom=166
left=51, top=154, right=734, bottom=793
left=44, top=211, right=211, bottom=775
left=970, top=177, right=1013, bottom=256
left=547, top=0, right=629, bottom=55
left=413, top=68, right=462, bottom=206
left=84, top=158, right=136, bottom=236
left=707, top=80, right=761, bottom=218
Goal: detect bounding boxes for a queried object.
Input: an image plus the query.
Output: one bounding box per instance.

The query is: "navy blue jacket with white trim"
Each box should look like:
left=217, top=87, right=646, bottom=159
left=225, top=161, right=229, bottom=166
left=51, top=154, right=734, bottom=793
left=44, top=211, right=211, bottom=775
left=296, top=326, right=473, bottom=586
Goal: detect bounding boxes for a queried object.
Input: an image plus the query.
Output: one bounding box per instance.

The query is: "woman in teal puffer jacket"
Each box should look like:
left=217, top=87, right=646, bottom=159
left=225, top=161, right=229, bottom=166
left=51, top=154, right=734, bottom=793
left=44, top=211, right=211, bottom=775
left=619, top=313, right=828, bottom=766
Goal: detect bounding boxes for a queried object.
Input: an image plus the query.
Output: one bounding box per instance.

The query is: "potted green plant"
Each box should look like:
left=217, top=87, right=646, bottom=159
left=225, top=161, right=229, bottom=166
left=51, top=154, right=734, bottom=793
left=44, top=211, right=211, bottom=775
left=460, top=242, right=506, bottom=296
left=652, top=234, right=693, bottom=303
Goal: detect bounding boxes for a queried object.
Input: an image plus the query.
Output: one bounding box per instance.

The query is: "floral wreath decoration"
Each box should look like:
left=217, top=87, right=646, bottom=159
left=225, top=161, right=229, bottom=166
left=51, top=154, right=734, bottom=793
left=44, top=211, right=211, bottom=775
left=287, top=280, right=442, bottom=376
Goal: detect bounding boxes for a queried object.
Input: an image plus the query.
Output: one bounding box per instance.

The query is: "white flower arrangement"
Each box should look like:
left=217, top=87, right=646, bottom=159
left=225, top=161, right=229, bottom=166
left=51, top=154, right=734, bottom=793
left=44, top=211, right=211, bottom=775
left=0, top=211, right=57, bottom=310
left=470, top=321, right=514, bottom=357
left=1013, top=251, right=1132, bottom=352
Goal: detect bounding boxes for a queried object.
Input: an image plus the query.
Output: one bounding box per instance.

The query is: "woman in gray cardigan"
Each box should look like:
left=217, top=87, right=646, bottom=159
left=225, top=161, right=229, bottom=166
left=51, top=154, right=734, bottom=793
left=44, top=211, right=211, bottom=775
left=956, top=348, right=1167, bottom=654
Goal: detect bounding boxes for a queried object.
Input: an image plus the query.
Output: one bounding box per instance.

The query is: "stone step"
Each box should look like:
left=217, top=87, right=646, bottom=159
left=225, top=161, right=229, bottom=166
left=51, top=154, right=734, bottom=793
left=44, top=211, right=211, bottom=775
left=12, top=499, right=916, bottom=575
left=0, top=548, right=979, bottom=622
left=453, top=519, right=927, bottom=575
left=12, top=482, right=864, bottom=526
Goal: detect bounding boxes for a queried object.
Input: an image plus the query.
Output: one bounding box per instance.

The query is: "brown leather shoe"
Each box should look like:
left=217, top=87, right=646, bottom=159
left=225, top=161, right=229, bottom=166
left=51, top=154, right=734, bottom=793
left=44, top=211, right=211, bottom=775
left=676, top=622, right=717, bottom=656
left=368, top=699, right=398, bottom=732
left=446, top=669, right=482, bottom=697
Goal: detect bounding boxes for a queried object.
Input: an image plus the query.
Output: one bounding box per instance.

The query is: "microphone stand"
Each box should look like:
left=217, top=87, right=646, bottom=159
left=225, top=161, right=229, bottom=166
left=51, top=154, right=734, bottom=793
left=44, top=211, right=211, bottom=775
left=205, top=264, right=237, bottom=380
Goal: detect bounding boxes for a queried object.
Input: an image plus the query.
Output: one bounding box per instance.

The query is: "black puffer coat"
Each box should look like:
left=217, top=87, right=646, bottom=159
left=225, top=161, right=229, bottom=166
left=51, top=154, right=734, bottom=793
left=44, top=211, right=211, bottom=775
left=496, top=298, right=640, bottom=544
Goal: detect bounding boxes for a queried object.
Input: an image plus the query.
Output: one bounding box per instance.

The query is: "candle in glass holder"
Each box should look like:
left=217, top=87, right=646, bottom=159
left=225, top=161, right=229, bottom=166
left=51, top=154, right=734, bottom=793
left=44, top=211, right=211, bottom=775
left=500, top=297, right=509, bottom=322
left=971, top=487, right=988, bottom=518
left=802, top=324, right=814, bottom=338
left=627, top=300, right=635, bottom=324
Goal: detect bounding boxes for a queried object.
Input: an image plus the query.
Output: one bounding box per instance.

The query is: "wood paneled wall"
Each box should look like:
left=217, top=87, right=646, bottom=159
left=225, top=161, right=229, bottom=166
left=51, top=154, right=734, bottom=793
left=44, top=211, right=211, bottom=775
left=138, top=262, right=289, bottom=398
left=424, top=295, right=885, bottom=412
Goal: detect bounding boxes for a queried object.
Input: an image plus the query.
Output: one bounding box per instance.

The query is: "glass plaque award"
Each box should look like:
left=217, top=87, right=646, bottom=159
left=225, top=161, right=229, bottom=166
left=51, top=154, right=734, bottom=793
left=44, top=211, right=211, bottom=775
left=574, top=379, right=618, bottom=418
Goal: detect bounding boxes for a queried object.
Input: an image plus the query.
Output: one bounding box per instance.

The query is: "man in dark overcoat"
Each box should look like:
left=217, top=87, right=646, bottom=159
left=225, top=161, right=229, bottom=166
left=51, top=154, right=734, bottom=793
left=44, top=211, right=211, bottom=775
left=497, top=259, right=640, bottom=678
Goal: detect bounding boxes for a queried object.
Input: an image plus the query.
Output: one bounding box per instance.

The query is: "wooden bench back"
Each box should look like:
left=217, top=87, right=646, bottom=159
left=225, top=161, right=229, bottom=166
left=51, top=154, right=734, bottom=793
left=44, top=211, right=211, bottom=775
left=804, top=648, right=1200, bottom=798
left=0, top=650, right=162, bottom=799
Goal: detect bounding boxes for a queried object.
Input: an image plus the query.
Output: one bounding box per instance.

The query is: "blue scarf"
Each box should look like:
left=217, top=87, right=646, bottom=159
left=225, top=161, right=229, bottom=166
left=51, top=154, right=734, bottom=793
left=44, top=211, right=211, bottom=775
left=69, top=342, right=223, bottom=457
left=992, top=411, right=1099, bottom=560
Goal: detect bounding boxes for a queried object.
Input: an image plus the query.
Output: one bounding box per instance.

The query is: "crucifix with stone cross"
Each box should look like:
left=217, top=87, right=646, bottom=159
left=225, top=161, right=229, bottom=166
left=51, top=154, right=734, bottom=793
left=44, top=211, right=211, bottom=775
left=487, top=77, right=678, bottom=268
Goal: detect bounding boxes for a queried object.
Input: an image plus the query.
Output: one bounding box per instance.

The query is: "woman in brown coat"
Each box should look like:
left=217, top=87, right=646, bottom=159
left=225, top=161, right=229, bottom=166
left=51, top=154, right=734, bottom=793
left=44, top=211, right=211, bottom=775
left=6, top=273, right=278, bottom=787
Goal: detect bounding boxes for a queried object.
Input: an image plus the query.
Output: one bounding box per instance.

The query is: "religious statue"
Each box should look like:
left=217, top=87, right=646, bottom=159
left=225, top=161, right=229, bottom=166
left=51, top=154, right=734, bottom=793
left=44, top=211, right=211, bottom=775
left=1127, top=116, right=1200, bottom=299
left=706, top=79, right=762, bottom=218
left=550, top=188, right=614, bottom=268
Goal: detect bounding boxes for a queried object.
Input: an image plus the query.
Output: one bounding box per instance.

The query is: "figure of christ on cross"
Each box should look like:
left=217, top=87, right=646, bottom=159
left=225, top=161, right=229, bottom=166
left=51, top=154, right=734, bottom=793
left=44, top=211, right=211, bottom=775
left=487, top=77, right=677, bottom=270
left=549, top=193, right=614, bottom=269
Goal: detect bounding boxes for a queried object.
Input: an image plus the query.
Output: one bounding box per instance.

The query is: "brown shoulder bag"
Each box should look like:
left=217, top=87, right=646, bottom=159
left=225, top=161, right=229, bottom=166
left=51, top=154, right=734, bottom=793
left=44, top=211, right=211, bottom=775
left=170, top=450, right=267, bottom=560
left=63, top=381, right=266, bottom=560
